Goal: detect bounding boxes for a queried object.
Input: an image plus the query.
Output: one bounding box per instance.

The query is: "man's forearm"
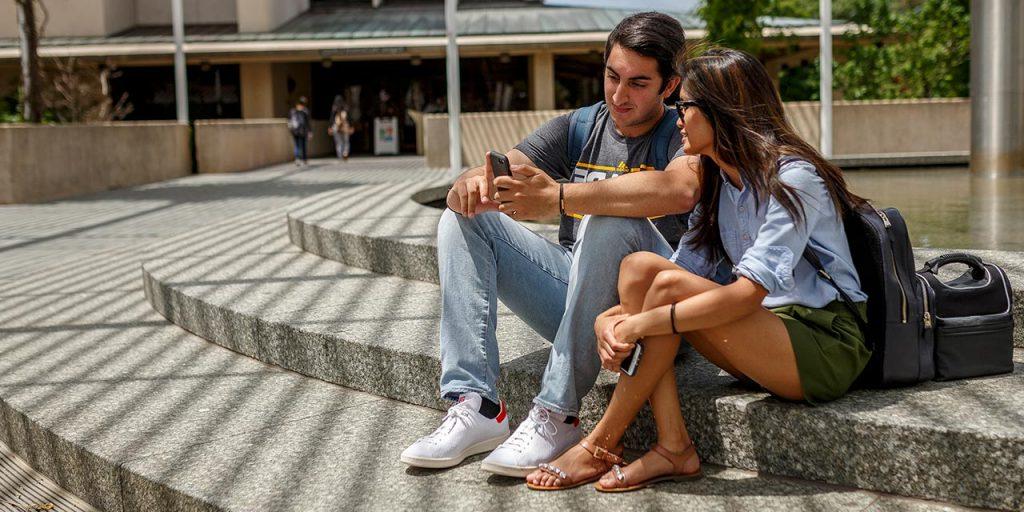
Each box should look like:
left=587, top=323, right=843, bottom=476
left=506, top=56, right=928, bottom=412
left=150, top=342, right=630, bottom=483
left=561, top=171, right=697, bottom=218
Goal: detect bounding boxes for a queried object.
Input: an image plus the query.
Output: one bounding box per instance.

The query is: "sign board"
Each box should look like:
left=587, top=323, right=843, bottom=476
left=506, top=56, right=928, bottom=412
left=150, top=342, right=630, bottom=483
left=374, top=116, right=399, bottom=155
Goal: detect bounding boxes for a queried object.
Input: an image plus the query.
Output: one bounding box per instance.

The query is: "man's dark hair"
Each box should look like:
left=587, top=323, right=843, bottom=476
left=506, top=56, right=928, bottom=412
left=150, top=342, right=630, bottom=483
left=604, top=12, right=686, bottom=91
left=297, top=96, right=308, bottom=106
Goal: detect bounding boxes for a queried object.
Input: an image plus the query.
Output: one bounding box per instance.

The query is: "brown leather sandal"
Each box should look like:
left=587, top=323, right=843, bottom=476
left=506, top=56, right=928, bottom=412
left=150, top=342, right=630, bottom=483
left=525, top=440, right=625, bottom=491
left=594, top=442, right=703, bottom=493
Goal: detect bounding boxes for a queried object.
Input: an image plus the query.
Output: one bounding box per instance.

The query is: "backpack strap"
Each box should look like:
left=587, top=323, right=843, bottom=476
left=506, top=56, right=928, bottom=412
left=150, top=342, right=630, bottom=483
left=802, top=247, right=871, bottom=337
left=651, top=106, right=680, bottom=170
left=567, top=101, right=604, bottom=169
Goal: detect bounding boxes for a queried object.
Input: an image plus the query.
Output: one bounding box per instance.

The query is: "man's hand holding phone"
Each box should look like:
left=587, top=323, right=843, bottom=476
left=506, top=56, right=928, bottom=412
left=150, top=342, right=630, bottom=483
left=494, top=163, right=560, bottom=221
left=447, top=152, right=501, bottom=217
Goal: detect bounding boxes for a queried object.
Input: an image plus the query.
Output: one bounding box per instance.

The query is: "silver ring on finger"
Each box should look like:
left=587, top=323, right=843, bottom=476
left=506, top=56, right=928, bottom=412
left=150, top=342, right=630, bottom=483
left=511, top=209, right=517, bottom=216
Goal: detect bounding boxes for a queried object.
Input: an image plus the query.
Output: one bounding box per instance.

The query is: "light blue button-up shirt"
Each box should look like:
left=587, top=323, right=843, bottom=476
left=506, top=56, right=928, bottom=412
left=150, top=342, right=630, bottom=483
left=670, top=158, right=867, bottom=309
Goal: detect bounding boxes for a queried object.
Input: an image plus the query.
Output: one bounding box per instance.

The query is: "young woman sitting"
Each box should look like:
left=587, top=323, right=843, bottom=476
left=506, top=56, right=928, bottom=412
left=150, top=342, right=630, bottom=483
left=525, top=47, right=871, bottom=492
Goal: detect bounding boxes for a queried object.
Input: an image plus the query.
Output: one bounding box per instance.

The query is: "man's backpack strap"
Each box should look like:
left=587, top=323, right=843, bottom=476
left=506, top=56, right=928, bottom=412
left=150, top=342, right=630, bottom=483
left=651, top=106, right=680, bottom=170
left=567, top=101, right=604, bottom=167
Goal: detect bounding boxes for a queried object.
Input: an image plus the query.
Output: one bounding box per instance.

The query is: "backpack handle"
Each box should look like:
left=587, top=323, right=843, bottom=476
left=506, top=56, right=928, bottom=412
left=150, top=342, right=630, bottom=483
left=920, top=253, right=987, bottom=280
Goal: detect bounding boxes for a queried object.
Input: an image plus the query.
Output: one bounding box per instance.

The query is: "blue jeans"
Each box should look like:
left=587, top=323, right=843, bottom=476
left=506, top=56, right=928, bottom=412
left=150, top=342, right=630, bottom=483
left=437, top=209, right=674, bottom=416
left=293, top=135, right=308, bottom=161
left=333, top=132, right=351, bottom=158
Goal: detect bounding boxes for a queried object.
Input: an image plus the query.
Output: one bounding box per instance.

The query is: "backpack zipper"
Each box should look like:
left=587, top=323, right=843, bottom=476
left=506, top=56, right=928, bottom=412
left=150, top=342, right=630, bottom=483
left=916, top=274, right=932, bottom=329
left=874, top=207, right=908, bottom=323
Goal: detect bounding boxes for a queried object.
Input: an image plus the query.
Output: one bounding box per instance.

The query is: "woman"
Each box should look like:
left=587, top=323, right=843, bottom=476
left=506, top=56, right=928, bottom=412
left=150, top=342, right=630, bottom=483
left=525, top=48, right=871, bottom=492
left=329, top=95, right=354, bottom=160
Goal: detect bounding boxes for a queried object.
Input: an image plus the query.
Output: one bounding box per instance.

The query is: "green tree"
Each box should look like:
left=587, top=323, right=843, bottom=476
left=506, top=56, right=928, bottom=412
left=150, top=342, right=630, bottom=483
left=833, top=0, right=970, bottom=99
left=697, top=0, right=769, bottom=55
left=696, top=0, right=970, bottom=100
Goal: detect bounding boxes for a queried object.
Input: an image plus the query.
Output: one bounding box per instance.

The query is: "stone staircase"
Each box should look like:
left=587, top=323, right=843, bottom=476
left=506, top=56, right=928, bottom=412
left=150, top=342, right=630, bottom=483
left=142, top=181, right=1024, bottom=510
left=1, top=158, right=1020, bottom=511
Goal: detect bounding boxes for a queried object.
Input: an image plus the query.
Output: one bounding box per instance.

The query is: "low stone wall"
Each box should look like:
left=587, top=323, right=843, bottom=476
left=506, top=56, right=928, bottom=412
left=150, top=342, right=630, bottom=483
left=195, top=119, right=333, bottom=174
left=424, top=98, right=971, bottom=168
left=785, top=98, right=970, bottom=155
left=0, top=122, right=191, bottom=204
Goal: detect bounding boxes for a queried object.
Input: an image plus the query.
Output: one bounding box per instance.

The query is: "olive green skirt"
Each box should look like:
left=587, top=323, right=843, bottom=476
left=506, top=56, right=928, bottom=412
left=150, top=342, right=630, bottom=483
left=770, top=301, right=871, bottom=405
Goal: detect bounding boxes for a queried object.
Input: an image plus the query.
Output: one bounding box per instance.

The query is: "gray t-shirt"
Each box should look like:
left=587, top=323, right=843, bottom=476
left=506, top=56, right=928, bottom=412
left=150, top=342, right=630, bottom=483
left=515, top=104, right=688, bottom=249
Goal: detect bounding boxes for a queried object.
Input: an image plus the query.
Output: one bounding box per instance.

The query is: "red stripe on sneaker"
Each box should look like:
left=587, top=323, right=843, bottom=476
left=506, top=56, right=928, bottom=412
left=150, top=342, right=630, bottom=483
left=495, top=401, right=507, bottom=423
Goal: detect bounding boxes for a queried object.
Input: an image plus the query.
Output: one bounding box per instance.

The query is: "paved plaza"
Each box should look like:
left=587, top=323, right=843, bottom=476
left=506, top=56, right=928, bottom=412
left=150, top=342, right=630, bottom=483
left=0, top=156, right=1020, bottom=511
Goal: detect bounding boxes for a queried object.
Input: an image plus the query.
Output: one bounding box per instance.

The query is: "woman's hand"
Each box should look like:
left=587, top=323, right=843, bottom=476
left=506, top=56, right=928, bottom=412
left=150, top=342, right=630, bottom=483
left=596, top=313, right=635, bottom=372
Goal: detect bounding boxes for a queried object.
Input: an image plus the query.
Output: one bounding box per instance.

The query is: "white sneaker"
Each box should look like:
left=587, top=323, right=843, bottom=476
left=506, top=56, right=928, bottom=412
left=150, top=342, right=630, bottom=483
left=400, top=393, right=510, bottom=469
left=480, top=406, right=582, bottom=477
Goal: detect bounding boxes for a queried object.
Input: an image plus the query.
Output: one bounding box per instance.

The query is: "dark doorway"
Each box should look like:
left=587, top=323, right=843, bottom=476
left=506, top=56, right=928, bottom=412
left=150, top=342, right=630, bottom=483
left=311, top=55, right=528, bottom=155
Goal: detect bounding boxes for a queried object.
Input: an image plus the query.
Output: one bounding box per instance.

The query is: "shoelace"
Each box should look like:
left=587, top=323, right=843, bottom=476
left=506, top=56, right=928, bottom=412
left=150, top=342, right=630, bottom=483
left=504, top=407, right=558, bottom=450
left=423, top=402, right=476, bottom=443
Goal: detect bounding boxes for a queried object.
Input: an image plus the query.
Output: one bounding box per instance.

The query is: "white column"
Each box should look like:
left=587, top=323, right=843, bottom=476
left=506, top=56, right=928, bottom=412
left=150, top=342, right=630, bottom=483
left=445, top=0, right=462, bottom=177
left=819, top=0, right=833, bottom=157
left=171, top=0, right=188, bottom=124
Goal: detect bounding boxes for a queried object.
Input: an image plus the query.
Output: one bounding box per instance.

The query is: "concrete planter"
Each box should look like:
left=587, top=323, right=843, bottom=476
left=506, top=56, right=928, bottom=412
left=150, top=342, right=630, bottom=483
left=0, top=121, right=191, bottom=204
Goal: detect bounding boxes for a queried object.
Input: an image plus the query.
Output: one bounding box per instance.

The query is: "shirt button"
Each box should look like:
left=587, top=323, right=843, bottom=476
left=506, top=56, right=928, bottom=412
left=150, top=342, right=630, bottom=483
left=742, top=234, right=751, bottom=242
left=739, top=206, right=745, bottom=213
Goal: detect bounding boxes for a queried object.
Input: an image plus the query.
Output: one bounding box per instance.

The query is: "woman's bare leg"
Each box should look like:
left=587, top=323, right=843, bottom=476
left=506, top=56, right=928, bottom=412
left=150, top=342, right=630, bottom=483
left=526, top=252, right=685, bottom=487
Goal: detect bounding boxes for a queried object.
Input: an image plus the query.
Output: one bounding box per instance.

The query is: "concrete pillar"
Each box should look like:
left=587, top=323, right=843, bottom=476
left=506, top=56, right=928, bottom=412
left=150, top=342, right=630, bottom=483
left=240, top=62, right=275, bottom=118
left=530, top=52, right=556, bottom=111
left=970, top=0, right=1024, bottom=177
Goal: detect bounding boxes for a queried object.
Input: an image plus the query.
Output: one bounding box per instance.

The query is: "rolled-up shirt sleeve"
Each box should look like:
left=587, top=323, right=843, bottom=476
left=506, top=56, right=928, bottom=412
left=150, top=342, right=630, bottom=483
left=670, top=205, right=719, bottom=280
left=733, top=163, right=833, bottom=295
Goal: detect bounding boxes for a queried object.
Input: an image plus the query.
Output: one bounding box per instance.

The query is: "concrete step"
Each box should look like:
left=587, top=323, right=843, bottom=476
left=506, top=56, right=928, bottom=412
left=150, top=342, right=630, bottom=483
left=287, top=187, right=1024, bottom=348
left=144, top=208, right=1024, bottom=510
left=4, top=254, right=930, bottom=512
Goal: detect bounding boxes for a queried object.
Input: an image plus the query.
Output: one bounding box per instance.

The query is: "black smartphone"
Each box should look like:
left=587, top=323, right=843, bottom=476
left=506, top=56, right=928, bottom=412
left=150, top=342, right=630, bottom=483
left=620, top=342, right=644, bottom=377
left=487, top=151, right=511, bottom=191
left=488, top=151, right=511, bottom=178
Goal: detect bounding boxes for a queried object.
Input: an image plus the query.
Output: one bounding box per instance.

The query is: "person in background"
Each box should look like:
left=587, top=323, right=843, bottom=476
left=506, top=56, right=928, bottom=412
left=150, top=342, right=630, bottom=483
left=288, top=96, right=312, bottom=166
left=329, top=95, right=354, bottom=161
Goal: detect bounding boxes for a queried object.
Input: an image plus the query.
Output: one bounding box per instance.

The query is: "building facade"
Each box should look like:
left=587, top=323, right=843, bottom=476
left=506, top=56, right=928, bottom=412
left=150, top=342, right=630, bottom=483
left=0, top=0, right=844, bottom=154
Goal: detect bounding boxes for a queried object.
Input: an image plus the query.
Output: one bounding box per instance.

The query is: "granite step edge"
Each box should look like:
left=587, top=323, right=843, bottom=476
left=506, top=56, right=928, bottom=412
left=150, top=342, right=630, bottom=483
left=141, top=256, right=1024, bottom=511
left=288, top=211, right=1024, bottom=349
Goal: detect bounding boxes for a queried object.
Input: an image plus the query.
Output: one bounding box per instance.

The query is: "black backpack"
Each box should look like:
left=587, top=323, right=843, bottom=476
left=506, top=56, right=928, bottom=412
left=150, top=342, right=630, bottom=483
left=287, top=109, right=308, bottom=137
left=803, top=202, right=935, bottom=387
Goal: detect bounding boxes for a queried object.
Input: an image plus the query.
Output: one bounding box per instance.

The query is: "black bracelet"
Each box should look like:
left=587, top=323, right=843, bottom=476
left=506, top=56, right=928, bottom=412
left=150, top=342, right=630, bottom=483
left=559, top=183, right=565, bottom=217
left=670, top=302, right=680, bottom=334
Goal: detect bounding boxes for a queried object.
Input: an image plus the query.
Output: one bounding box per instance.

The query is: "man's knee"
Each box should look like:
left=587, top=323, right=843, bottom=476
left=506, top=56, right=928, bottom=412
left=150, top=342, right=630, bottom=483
left=437, top=208, right=500, bottom=245
left=578, top=215, right=648, bottom=243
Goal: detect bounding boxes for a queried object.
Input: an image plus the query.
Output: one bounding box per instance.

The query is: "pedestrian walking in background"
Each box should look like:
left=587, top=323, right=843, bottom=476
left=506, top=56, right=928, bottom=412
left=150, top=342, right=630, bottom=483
left=329, top=95, right=355, bottom=161
left=288, top=96, right=312, bottom=166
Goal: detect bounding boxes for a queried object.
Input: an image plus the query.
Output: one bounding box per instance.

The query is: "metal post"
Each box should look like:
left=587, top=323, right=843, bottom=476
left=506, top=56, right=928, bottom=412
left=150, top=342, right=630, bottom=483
left=171, top=0, right=189, bottom=124
left=970, top=0, right=1024, bottom=177
left=445, top=0, right=463, bottom=178
left=819, top=0, right=833, bottom=157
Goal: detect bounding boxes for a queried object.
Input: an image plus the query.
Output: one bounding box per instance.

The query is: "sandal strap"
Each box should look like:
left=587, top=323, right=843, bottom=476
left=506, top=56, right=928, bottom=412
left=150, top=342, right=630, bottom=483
left=537, top=462, right=568, bottom=481
left=650, top=442, right=696, bottom=474
left=580, top=440, right=624, bottom=465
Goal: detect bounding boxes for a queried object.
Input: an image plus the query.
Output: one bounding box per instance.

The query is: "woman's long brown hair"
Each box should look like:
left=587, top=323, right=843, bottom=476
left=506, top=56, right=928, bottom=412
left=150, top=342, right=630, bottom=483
left=682, top=48, right=867, bottom=262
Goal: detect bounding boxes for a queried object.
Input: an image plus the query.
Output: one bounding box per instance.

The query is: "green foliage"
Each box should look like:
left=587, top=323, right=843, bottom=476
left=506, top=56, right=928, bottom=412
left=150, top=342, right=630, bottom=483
left=696, top=0, right=971, bottom=100
left=697, top=0, right=769, bottom=54
left=833, top=0, right=970, bottom=99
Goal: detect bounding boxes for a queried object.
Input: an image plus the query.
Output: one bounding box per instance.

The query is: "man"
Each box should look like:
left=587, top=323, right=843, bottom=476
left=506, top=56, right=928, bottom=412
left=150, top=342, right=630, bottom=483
left=401, top=12, right=700, bottom=475
left=288, top=96, right=312, bottom=166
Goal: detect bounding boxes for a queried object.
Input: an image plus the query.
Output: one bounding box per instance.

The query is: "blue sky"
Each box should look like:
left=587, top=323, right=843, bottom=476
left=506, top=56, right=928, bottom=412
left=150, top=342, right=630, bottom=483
left=543, top=0, right=702, bottom=13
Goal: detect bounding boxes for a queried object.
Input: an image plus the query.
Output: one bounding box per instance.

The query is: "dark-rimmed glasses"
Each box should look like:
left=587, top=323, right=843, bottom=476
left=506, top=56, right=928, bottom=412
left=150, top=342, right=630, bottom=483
left=675, top=100, right=701, bottom=120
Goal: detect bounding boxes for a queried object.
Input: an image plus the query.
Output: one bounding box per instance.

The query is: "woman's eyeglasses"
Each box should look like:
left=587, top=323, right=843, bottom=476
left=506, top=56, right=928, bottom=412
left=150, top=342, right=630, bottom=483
left=675, top=100, right=701, bottom=120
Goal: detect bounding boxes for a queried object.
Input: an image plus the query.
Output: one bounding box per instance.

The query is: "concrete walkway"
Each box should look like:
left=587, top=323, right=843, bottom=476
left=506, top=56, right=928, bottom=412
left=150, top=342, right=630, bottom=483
left=0, top=156, right=1001, bottom=511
